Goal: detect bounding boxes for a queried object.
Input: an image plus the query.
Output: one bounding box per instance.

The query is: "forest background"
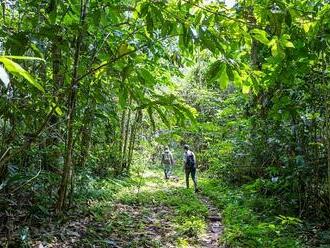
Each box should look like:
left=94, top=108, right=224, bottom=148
left=0, top=0, right=329, bottom=247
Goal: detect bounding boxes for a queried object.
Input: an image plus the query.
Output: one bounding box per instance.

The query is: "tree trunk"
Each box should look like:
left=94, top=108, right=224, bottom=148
left=119, top=106, right=127, bottom=173
left=127, top=110, right=142, bottom=171
left=56, top=0, right=89, bottom=213
left=78, top=102, right=95, bottom=167
left=122, top=96, right=132, bottom=171
left=326, top=75, right=330, bottom=206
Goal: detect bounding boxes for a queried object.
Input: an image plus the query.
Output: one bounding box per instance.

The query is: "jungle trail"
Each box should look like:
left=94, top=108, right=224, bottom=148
left=0, top=0, right=329, bottom=247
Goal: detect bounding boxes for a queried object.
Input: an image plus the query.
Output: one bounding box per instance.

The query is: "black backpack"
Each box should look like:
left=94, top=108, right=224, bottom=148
left=186, top=153, right=195, bottom=168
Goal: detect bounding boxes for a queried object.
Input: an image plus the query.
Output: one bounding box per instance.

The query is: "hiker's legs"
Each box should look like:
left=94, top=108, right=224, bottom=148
left=164, top=164, right=169, bottom=179
left=185, top=167, right=190, bottom=188
left=191, top=167, right=198, bottom=191
left=168, top=164, right=172, bottom=176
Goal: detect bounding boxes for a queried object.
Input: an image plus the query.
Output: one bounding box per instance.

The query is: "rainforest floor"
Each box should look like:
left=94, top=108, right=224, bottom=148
left=5, top=166, right=224, bottom=248
left=2, top=165, right=327, bottom=248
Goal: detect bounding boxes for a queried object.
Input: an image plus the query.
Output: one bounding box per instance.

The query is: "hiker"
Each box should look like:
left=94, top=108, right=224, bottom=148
left=161, top=146, right=174, bottom=179
left=183, top=144, right=198, bottom=192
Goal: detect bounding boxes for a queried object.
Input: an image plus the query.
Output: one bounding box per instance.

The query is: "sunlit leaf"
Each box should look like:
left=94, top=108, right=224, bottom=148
left=0, top=57, right=44, bottom=92
left=51, top=102, right=63, bottom=116
left=118, top=43, right=134, bottom=56
left=283, top=41, right=294, bottom=48
left=251, top=29, right=269, bottom=45
left=3, top=56, right=45, bottom=62
left=233, top=70, right=242, bottom=87
left=303, top=23, right=312, bottom=33
left=219, top=64, right=229, bottom=89
left=242, top=84, right=250, bottom=94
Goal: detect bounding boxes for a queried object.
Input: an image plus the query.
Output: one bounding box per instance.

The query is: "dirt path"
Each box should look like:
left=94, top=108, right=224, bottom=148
left=198, top=194, right=225, bottom=248
left=24, top=170, right=226, bottom=247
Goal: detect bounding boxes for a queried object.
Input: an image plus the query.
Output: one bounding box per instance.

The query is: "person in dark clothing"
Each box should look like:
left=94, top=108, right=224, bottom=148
left=183, top=144, right=198, bottom=192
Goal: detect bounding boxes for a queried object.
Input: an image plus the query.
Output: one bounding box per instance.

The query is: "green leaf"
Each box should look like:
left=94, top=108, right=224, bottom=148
left=233, top=70, right=242, bottom=87
left=283, top=41, right=294, bottom=48
left=219, top=64, right=229, bottom=89
left=118, top=86, right=128, bottom=109
left=118, top=43, right=134, bottom=56
left=303, top=23, right=312, bottom=33
left=51, top=102, right=63, bottom=116
left=154, top=106, right=171, bottom=128
left=280, top=34, right=295, bottom=48
left=137, top=68, right=155, bottom=86
left=147, top=107, right=156, bottom=131
left=251, top=29, right=269, bottom=45
left=3, top=56, right=45, bottom=62
left=206, top=60, right=221, bottom=82
left=0, top=57, right=45, bottom=92
left=271, top=42, right=278, bottom=56
left=242, top=84, right=250, bottom=94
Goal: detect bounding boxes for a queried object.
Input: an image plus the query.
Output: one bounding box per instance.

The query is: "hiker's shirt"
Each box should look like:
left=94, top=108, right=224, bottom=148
left=183, top=150, right=196, bottom=168
left=162, top=150, right=174, bottom=165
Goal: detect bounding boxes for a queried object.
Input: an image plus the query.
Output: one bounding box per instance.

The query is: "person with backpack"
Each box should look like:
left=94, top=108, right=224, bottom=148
left=183, top=144, right=198, bottom=192
left=161, top=146, right=174, bottom=179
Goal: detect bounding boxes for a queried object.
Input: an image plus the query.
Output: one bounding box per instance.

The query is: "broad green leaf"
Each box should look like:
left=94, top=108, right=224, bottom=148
left=280, top=34, right=295, bottom=48
left=283, top=41, right=294, bottom=48
left=242, top=84, right=250, bottom=94
left=0, top=57, right=45, bottom=92
left=233, top=70, right=242, bottom=87
left=303, top=23, right=312, bottom=33
left=271, top=42, right=278, bottom=56
left=137, top=68, right=155, bottom=86
left=219, top=64, right=229, bottom=89
left=172, top=106, right=186, bottom=126
left=251, top=29, right=269, bottom=45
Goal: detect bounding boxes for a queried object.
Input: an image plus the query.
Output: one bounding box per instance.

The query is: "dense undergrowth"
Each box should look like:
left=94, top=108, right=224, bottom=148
left=200, top=178, right=303, bottom=247
left=76, top=165, right=330, bottom=248
left=2, top=160, right=328, bottom=247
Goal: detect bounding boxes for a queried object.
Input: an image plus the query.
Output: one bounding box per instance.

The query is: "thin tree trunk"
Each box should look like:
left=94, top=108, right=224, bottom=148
left=122, top=96, right=132, bottom=171
left=127, top=110, right=142, bottom=170
left=56, top=0, right=89, bottom=213
left=78, top=102, right=95, bottom=167
left=326, top=71, right=330, bottom=205
left=119, top=106, right=127, bottom=173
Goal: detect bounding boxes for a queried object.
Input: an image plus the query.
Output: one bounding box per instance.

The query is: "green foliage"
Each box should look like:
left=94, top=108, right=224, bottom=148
left=200, top=179, right=304, bottom=248
left=0, top=56, right=45, bottom=92
left=176, top=216, right=206, bottom=237
left=0, top=0, right=329, bottom=246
